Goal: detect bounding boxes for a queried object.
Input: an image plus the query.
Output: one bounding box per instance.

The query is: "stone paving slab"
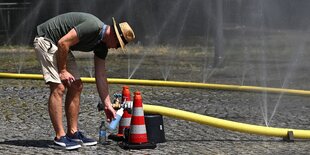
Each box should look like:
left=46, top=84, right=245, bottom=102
left=1, top=79, right=310, bottom=154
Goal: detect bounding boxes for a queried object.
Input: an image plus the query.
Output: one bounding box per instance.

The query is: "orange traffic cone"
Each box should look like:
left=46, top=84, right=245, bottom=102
left=109, top=86, right=132, bottom=141
left=119, top=91, right=156, bottom=149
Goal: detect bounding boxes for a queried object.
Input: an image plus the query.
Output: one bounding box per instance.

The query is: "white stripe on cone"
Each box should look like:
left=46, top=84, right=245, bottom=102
left=130, top=125, right=147, bottom=134
left=120, top=117, right=131, bottom=126
left=133, top=107, right=144, bottom=116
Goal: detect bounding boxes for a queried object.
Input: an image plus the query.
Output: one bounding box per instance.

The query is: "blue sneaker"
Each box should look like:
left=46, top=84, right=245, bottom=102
left=68, top=131, right=97, bottom=146
left=54, top=136, right=81, bottom=150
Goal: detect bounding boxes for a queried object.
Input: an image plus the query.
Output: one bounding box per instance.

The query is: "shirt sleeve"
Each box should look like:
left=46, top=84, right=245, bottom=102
left=93, top=43, right=108, bottom=59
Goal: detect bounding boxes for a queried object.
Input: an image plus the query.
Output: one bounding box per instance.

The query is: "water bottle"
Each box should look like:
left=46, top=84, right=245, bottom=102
left=108, top=107, right=124, bottom=130
left=99, top=120, right=109, bottom=145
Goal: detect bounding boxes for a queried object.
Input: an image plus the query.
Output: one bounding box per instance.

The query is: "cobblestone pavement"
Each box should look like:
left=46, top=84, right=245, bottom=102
left=1, top=42, right=310, bottom=154
left=1, top=79, right=310, bottom=155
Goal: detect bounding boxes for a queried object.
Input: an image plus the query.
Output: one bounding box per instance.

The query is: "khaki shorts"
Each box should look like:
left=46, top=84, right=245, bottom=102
left=33, top=36, right=80, bottom=84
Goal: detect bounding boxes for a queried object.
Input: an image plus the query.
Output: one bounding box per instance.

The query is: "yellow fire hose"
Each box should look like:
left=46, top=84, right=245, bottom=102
left=144, top=104, right=310, bottom=139
left=1, top=72, right=310, bottom=96
left=1, top=72, right=310, bottom=139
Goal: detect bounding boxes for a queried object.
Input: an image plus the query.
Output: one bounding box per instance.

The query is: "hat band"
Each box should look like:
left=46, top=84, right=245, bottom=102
left=116, top=24, right=128, bottom=44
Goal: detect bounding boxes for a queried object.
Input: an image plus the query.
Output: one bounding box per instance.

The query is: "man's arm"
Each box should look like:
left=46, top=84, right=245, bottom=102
left=94, top=55, right=116, bottom=122
left=57, top=28, right=79, bottom=83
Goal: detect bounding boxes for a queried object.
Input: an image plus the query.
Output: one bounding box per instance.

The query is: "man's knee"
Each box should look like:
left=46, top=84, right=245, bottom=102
left=70, top=80, right=83, bottom=92
left=50, top=83, right=66, bottom=97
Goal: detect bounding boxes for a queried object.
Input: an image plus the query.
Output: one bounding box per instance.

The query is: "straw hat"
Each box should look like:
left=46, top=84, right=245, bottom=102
left=112, top=17, right=135, bottom=49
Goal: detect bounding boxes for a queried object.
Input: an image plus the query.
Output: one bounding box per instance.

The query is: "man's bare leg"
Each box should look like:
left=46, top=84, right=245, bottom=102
left=49, top=83, right=66, bottom=139
left=65, top=79, right=83, bottom=136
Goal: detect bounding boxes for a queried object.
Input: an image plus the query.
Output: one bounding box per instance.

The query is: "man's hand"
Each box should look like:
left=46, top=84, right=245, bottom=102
left=94, top=56, right=116, bottom=122
left=59, top=70, right=75, bottom=86
left=104, top=104, right=116, bottom=123
left=56, top=28, right=79, bottom=86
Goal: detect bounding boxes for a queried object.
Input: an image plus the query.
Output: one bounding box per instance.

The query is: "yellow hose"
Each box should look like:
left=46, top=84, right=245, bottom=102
left=1, top=72, right=310, bottom=139
left=1, top=72, right=310, bottom=96
left=144, top=104, right=310, bottom=139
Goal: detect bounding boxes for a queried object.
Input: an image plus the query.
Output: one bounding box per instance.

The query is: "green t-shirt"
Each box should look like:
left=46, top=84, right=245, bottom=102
left=37, top=12, right=108, bottom=59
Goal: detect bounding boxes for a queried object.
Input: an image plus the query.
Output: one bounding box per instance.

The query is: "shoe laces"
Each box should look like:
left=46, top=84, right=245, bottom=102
left=76, top=131, right=86, bottom=139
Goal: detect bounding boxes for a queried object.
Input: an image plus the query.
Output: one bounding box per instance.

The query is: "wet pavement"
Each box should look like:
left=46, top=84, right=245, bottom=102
left=1, top=78, right=310, bottom=154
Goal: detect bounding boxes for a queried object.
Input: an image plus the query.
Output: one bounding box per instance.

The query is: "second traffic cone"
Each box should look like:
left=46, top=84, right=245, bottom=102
left=119, top=91, right=156, bottom=149
left=128, top=91, right=147, bottom=143
left=109, top=86, right=132, bottom=141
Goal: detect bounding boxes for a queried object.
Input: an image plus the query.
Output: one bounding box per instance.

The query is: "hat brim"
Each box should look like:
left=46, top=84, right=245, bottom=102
left=112, top=17, right=125, bottom=49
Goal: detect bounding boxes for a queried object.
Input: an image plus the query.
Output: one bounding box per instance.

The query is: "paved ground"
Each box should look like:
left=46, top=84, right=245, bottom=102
left=1, top=35, right=310, bottom=154
left=1, top=79, right=310, bottom=154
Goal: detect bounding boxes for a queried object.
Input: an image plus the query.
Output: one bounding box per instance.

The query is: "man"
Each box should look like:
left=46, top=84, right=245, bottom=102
left=33, top=12, right=135, bottom=150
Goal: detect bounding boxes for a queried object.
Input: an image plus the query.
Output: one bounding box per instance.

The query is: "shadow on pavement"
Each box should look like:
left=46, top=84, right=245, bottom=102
left=0, top=140, right=53, bottom=148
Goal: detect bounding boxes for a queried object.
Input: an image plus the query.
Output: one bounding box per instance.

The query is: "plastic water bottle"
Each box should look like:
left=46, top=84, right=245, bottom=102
left=108, top=108, right=124, bottom=130
left=99, top=120, right=108, bottom=145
